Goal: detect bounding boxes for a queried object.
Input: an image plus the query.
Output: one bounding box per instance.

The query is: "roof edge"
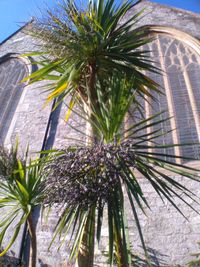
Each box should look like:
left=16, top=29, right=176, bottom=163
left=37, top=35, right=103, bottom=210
left=0, top=19, right=34, bottom=46
left=145, top=0, right=200, bottom=18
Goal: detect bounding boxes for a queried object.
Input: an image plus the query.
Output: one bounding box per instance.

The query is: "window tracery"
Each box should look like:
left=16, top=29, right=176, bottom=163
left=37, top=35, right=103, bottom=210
left=0, top=56, right=28, bottom=143
left=143, top=32, right=200, bottom=162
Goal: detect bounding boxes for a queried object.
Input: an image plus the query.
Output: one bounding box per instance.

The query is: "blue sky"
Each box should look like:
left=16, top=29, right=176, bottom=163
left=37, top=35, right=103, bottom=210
left=0, top=0, right=200, bottom=43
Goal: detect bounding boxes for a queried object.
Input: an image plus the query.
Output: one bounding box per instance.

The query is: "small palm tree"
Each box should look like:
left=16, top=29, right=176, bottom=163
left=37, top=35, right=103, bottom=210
left=0, top=144, right=48, bottom=267
left=23, top=0, right=200, bottom=266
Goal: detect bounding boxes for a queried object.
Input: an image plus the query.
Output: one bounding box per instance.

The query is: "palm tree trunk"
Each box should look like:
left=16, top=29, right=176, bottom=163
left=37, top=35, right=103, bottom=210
left=77, top=62, right=98, bottom=267
left=77, top=118, right=96, bottom=267
left=77, top=79, right=97, bottom=266
left=27, top=213, right=37, bottom=267
left=77, top=206, right=96, bottom=267
left=115, top=235, right=129, bottom=267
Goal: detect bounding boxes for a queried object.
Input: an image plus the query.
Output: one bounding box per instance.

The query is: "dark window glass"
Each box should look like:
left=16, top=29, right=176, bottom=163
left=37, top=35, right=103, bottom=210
left=0, top=57, right=28, bottom=142
left=144, top=34, right=200, bottom=162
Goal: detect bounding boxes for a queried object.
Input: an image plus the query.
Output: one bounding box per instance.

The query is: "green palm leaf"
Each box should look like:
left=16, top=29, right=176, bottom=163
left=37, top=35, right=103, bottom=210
left=0, top=145, right=48, bottom=266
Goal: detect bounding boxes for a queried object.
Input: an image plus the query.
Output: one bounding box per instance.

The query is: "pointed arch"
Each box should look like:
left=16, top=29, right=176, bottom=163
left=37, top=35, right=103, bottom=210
left=137, top=26, right=200, bottom=163
left=0, top=54, right=31, bottom=144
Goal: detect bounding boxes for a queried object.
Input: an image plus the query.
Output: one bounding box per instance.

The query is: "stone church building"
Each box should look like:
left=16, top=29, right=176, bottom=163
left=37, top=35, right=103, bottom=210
left=0, top=0, right=200, bottom=266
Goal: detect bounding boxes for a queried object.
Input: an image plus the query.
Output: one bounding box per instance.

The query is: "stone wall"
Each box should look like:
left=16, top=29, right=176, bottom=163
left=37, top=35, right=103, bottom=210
left=0, top=1, right=200, bottom=266
left=133, top=0, right=200, bottom=39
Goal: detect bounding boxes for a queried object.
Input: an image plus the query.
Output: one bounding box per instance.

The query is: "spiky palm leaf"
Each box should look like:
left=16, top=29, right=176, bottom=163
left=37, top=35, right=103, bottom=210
left=23, top=0, right=160, bottom=110
left=45, top=112, right=200, bottom=267
left=0, top=144, right=48, bottom=267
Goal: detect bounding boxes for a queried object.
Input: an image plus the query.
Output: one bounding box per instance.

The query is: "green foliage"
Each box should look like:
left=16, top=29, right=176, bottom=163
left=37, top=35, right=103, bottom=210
left=45, top=112, right=200, bottom=266
left=23, top=0, right=160, bottom=111
left=188, top=261, right=200, bottom=267
left=0, top=143, right=47, bottom=257
left=187, top=243, right=200, bottom=267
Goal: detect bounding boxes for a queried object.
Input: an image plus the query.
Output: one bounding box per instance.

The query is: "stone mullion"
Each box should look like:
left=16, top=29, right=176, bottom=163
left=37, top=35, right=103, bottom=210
left=156, top=37, right=181, bottom=163
left=179, top=56, right=200, bottom=142
left=144, top=81, right=153, bottom=154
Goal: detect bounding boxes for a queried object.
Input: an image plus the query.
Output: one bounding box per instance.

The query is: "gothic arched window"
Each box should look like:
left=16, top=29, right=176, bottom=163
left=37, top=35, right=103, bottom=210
left=141, top=29, right=200, bottom=163
left=0, top=56, right=28, bottom=143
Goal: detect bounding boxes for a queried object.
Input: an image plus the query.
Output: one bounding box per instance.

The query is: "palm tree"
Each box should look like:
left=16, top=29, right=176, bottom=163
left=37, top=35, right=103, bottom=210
left=0, top=143, right=48, bottom=267
left=23, top=0, right=200, bottom=266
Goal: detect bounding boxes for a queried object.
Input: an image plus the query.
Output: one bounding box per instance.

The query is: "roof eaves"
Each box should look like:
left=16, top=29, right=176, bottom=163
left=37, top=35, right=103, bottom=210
left=146, top=0, right=200, bottom=18
left=0, top=19, right=34, bottom=46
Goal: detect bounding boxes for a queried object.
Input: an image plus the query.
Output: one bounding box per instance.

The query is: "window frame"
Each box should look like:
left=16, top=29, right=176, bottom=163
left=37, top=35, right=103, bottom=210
left=0, top=53, right=32, bottom=145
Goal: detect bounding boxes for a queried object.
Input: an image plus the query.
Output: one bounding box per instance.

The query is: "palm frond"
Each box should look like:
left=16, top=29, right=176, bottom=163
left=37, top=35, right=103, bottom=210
left=45, top=113, right=200, bottom=266
left=0, top=145, right=48, bottom=256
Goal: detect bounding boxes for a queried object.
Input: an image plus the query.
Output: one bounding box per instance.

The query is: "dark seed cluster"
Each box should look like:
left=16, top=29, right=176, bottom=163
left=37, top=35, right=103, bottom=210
left=45, top=142, right=136, bottom=209
left=0, top=146, right=21, bottom=180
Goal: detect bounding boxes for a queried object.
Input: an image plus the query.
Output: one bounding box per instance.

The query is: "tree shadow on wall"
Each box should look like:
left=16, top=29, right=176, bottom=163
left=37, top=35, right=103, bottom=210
left=38, top=259, right=51, bottom=267
left=0, top=251, right=20, bottom=267
left=100, top=246, right=171, bottom=267
left=132, top=247, right=170, bottom=267
left=38, top=258, right=75, bottom=267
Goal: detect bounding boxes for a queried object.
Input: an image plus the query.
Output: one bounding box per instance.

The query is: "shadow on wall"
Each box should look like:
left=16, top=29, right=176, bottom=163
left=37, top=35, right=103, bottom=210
left=0, top=251, right=19, bottom=267
left=0, top=247, right=180, bottom=267
left=132, top=248, right=170, bottom=267
left=98, top=247, right=171, bottom=267
left=38, top=259, right=51, bottom=267
left=132, top=247, right=170, bottom=267
left=36, top=248, right=169, bottom=267
left=38, top=259, right=74, bottom=267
